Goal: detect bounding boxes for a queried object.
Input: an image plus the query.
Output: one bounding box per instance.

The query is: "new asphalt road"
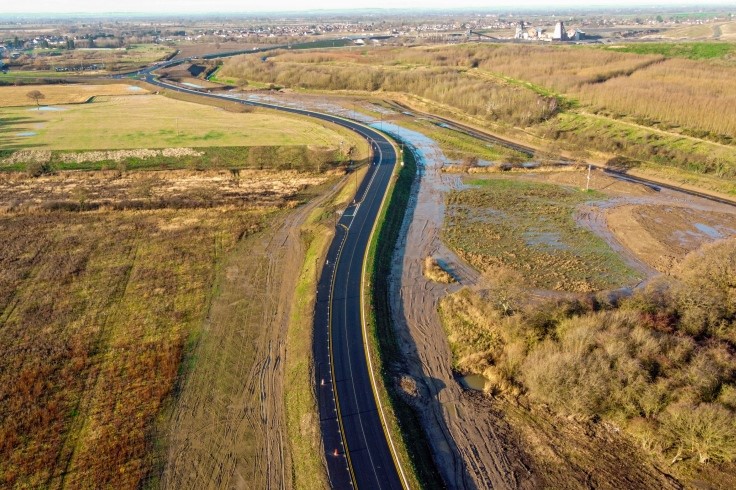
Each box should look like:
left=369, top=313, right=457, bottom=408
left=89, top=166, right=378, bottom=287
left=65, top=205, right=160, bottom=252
left=139, top=67, right=406, bottom=489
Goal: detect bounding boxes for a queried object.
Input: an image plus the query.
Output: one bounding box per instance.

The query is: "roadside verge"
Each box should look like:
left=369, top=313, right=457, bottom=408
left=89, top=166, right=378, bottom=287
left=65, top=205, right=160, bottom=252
left=362, top=139, right=444, bottom=489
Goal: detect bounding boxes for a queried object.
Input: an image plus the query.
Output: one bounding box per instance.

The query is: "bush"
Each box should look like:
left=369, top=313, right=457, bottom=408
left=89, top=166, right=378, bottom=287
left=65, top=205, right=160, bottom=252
left=440, top=239, right=736, bottom=466
left=26, top=161, right=52, bottom=178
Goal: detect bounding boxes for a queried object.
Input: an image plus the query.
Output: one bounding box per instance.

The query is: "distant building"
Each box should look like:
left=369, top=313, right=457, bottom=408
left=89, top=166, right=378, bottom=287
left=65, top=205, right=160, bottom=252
left=552, top=21, right=568, bottom=41
left=514, top=21, right=526, bottom=40
left=567, top=29, right=585, bottom=41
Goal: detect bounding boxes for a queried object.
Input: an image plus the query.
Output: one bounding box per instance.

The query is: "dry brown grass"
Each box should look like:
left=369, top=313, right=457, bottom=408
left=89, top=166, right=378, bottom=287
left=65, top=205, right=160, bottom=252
left=0, top=169, right=327, bottom=212
left=0, top=168, right=326, bottom=489
left=577, top=57, right=736, bottom=138
left=221, top=44, right=736, bottom=186
left=0, top=83, right=148, bottom=107
left=221, top=49, right=557, bottom=127
left=0, top=207, right=264, bottom=488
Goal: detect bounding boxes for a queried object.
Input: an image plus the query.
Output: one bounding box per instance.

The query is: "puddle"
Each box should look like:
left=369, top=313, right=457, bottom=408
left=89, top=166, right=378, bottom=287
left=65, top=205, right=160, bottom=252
left=29, top=106, right=65, bottom=112
left=524, top=230, right=569, bottom=251
left=694, top=223, right=722, bottom=239
left=17, top=131, right=37, bottom=137
left=127, top=85, right=144, bottom=91
left=459, top=374, right=489, bottom=392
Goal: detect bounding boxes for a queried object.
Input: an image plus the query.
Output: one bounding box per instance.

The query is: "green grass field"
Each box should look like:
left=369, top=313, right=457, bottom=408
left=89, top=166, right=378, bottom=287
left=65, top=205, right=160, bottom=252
left=0, top=93, right=358, bottom=150
left=604, top=42, right=736, bottom=60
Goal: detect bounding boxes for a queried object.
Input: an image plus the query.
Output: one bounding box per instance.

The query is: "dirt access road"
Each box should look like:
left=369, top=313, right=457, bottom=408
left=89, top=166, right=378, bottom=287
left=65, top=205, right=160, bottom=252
left=162, top=184, right=333, bottom=489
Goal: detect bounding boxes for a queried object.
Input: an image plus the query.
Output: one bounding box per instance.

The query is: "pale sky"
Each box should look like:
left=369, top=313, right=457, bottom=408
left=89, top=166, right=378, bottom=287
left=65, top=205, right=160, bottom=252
left=1, top=1, right=733, bottom=15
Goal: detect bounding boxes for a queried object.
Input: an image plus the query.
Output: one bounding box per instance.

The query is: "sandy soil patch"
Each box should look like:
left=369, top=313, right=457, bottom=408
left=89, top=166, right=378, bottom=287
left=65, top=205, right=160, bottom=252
left=606, top=202, right=736, bottom=273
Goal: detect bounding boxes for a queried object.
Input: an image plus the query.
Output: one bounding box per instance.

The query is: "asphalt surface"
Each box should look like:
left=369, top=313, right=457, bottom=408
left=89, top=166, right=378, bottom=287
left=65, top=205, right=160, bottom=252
left=136, top=66, right=406, bottom=489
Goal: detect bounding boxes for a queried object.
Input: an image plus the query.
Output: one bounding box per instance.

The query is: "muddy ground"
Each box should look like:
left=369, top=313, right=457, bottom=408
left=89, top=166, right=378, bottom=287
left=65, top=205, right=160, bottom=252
left=531, top=169, right=736, bottom=275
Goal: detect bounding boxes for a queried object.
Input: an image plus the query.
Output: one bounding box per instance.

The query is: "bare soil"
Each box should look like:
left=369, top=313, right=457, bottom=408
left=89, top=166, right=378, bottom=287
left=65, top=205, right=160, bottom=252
left=606, top=202, right=736, bottom=273
left=388, top=125, right=530, bottom=489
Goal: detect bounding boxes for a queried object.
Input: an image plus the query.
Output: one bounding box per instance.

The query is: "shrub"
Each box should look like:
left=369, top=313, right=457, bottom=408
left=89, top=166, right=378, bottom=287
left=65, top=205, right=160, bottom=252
left=26, top=161, right=52, bottom=178
left=440, top=239, right=736, bottom=466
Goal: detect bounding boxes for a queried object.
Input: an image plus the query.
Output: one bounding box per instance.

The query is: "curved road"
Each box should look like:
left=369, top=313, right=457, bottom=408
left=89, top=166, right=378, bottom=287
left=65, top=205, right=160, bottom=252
left=135, top=66, right=406, bottom=489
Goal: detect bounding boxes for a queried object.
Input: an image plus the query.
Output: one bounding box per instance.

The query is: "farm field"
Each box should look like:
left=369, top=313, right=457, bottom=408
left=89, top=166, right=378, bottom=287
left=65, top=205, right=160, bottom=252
left=0, top=205, right=262, bottom=488
left=0, top=91, right=364, bottom=151
left=0, top=83, right=149, bottom=107
left=0, top=167, right=333, bottom=489
left=3, top=43, right=174, bottom=74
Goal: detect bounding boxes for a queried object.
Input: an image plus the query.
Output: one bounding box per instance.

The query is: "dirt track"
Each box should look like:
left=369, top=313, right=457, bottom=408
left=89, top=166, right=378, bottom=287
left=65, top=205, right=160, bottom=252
left=161, top=186, right=329, bottom=490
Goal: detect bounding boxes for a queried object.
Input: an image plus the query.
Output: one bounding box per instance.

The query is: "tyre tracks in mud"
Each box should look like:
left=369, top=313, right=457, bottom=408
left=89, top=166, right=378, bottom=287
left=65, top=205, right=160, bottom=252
left=389, top=143, right=536, bottom=490
left=162, top=192, right=332, bottom=490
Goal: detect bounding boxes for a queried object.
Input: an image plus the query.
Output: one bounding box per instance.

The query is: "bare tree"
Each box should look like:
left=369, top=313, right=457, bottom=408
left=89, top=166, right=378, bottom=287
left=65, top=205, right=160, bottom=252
left=26, top=90, right=45, bottom=109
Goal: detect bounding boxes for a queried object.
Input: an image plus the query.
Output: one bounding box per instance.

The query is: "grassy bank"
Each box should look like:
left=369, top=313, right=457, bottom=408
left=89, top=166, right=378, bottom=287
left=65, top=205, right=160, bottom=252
left=364, top=140, right=444, bottom=489
left=602, top=42, right=736, bottom=60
